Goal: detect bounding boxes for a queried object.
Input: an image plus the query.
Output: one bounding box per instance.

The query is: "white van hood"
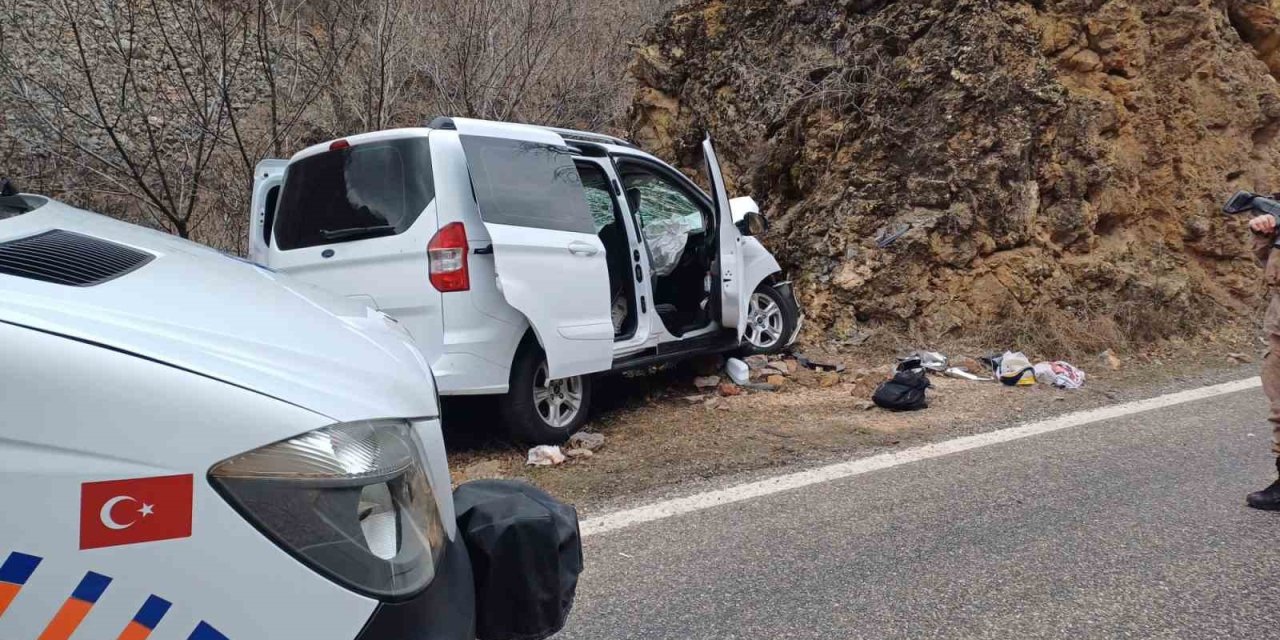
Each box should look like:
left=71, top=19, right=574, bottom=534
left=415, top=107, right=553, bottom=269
left=0, top=198, right=438, bottom=423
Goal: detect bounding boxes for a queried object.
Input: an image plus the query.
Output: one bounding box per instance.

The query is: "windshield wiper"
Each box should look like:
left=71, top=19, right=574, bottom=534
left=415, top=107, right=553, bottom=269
left=319, top=225, right=396, bottom=241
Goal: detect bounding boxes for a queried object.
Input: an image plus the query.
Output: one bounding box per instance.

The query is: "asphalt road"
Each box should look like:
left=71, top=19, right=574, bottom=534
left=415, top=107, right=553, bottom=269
left=558, top=384, right=1280, bottom=639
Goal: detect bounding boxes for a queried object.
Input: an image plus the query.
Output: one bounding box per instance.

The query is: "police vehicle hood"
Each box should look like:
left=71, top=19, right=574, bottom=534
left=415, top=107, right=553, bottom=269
left=0, top=197, right=437, bottom=423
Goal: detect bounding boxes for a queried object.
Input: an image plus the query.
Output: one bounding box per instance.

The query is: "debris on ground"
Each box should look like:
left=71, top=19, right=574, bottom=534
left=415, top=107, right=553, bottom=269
left=725, top=357, right=750, bottom=384
left=526, top=445, right=566, bottom=466
left=872, top=368, right=931, bottom=411
left=797, top=353, right=846, bottom=373
left=693, top=375, right=721, bottom=390
left=744, top=355, right=770, bottom=370
left=704, top=397, right=728, bottom=410
left=944, top=367, right=990, bottom=382
left=568, top=431, right=606, bottom=451
left=853, top=400, right=875, bottom=411
left=1035, top=361, right=1086, bottom=389
left=766, top=374, right=788, bottom=387
left=1228, top=352, right=1253, bottom=364
left=899, top=351, right=947, bottom=373
left=682, top=395, right=706, bottom=404
left=818, top=372, right=841, bottom=388
left=998, top=351, right=1036, bottom=386
left=1057, top=362, right=1087, bottom=389
left=742, top=382, right=780, bottom=392
left=564, top=448, right=594, bottom=460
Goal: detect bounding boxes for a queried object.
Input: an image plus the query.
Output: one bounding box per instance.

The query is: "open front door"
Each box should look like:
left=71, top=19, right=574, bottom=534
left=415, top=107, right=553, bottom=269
left=456, top=124, right=614, bottom=379
left=248, top=159, right=286, bottom=264
left=702, top=137, right=747, bottom=340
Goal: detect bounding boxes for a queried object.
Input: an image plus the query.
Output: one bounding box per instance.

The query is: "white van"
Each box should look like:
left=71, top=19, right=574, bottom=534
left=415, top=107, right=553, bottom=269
left=249, top=117, right=800, bottom=443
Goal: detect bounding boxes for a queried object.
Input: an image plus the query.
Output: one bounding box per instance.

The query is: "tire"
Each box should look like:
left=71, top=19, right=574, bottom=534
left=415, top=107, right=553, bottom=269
left=500, top=342, right=593, bottom=444
left=738, top=283, right=799, bottom=356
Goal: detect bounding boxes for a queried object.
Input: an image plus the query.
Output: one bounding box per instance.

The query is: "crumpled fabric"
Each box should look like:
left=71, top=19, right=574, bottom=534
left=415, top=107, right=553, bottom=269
left=643, top=215, right=693, bottom=277
left=1032, top=360, right=1086, bottom=389
left=1050, top=361, right=1086, bottom=389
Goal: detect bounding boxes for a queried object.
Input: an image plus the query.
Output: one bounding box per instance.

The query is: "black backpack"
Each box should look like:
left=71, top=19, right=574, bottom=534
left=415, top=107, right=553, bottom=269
left=872, top=369, right=930, bottom=411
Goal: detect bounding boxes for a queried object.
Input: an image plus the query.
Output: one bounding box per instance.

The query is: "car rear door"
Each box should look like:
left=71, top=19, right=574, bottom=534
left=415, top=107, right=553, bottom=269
left=702, top=137, right=746, bottom=340
left=248, top=159, right=286, bottom=264
left=263, top=135, right=443, bottom=348
left=456, top=127, right=613, bottom=379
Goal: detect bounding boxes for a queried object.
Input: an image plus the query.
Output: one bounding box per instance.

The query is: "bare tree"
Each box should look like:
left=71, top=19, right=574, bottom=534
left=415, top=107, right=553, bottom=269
left=0, top=0, right=673, bottom=250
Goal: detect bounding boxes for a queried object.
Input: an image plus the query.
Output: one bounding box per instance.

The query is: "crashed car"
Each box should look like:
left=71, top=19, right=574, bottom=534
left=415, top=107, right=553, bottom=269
left=248, top=117, right=802, bottom=443
left=0, top=187, right=581, bottom=640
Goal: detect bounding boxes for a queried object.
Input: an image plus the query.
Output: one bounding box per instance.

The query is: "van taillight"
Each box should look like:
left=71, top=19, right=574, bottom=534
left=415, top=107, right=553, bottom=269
left=428, top=222, right=469, bottom=292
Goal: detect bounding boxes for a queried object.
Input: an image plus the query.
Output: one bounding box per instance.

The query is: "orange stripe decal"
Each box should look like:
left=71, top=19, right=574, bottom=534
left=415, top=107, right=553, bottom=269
left=38, top=598, right=93, bottom=640
left=0, top=582, right=20, bottom=618
left=117, top=620, right=153, bottom=640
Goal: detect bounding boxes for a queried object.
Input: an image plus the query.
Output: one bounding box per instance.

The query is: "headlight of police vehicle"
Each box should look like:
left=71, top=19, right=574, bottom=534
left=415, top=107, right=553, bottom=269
left=209, top=419, right=447, bottom=600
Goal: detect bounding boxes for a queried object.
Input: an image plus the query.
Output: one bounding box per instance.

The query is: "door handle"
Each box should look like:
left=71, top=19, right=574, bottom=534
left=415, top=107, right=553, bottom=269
left=567, top=241, right=599, bottom=257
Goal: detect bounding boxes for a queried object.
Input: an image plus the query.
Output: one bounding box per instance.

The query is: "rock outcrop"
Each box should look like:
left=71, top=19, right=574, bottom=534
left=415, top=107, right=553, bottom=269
left=631, top=0, right=1280, bottom=351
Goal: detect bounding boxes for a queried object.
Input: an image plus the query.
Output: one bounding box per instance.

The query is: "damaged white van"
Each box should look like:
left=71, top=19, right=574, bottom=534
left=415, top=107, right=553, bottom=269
left=249, top=117, right=800, bottom=443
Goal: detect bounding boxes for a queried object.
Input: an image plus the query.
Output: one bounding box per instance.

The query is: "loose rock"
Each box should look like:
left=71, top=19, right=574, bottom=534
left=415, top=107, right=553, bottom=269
left=568, top=431, right=606, bottom=451
left=694, top=375, right=721, bottom=390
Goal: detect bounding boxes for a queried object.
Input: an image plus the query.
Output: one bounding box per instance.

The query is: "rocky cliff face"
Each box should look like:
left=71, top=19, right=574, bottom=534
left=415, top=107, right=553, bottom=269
left=631, top=0, right=1280, bottom=352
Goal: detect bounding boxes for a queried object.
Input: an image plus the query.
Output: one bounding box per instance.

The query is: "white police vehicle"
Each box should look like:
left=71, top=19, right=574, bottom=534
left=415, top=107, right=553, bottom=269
left=249, top=117, right=801, bottom=443
left=0, top=186, right=579, bottom=640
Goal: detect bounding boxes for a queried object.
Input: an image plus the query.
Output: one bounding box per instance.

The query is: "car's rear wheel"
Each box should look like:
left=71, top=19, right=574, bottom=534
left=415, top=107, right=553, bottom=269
left=500, top=342, right=592, bottom=444
left=739, top=283, right=798, bottom=356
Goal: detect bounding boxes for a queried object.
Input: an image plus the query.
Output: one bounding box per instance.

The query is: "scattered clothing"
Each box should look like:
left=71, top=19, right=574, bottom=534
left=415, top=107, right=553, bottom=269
left=1049, top=361, right=1086, bottom=389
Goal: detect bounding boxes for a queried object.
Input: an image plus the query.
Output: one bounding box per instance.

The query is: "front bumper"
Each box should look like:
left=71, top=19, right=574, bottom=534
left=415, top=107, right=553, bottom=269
left=354, top=534, right=476, bottom=640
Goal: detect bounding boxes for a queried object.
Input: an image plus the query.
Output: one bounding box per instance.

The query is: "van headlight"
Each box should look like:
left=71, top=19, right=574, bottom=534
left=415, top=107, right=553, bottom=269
left=209, top=419, right=447, bottom=600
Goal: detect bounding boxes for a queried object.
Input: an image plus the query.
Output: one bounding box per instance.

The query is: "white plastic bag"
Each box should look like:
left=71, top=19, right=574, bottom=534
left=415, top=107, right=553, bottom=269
left=526, top=445, right=566, bottom=466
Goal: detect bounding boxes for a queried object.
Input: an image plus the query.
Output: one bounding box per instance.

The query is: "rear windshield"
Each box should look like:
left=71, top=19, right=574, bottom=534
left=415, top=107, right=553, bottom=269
left=273, top=137, right=434, bottom=250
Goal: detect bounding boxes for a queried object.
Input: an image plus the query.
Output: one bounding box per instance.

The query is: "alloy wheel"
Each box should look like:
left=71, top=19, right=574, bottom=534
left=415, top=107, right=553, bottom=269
left=533, top=361, right=583, bottom=429
left=743, top=292, right=785, bottom=350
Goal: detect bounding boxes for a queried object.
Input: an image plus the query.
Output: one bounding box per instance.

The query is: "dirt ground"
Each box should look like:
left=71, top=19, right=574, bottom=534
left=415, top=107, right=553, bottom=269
left=443, top=329, right=1265, bottom=515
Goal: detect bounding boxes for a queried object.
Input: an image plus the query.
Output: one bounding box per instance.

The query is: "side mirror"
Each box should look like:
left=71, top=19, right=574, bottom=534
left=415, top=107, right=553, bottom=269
left=1224, top=191, right=1258, bottom=214
left=737, top=211, right=768, bottom=236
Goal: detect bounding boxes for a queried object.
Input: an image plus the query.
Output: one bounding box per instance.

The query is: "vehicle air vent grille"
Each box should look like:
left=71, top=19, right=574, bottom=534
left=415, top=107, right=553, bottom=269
left=0, top=229, right=154, bottom=286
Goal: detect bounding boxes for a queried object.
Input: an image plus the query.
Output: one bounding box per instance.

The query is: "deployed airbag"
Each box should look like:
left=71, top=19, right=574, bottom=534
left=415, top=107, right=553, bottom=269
left=453, top=480, right=583, bottom=640
left=643, top=215, right=693, bottom=277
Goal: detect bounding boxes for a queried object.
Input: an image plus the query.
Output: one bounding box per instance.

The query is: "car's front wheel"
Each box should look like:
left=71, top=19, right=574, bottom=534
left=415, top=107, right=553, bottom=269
left=500, top=342, right=593, bottom=444
left=739, top=283, right=799, bottom=356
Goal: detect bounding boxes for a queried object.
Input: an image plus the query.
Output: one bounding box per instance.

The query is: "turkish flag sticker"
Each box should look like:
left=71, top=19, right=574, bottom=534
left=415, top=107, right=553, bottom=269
left=80, top=474, right=194, bottom=550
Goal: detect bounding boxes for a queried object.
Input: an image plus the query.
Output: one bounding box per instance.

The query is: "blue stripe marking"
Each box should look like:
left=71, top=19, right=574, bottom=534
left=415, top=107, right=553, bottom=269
left=187, top=621, right=229, bottom=640
left=0, top=552, right=41, bottom=585
left=132, top=595, right=171, bottom=630
left=69, top=571, right=112, bottom=604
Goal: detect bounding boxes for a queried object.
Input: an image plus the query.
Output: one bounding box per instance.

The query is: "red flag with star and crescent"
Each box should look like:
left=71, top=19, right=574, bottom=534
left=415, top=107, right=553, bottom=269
left=80, top=474, right=194, bottom=550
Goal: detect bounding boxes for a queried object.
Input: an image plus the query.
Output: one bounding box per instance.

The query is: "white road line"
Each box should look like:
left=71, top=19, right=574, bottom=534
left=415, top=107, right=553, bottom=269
left=580, top=376, right=1262, bottom=537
